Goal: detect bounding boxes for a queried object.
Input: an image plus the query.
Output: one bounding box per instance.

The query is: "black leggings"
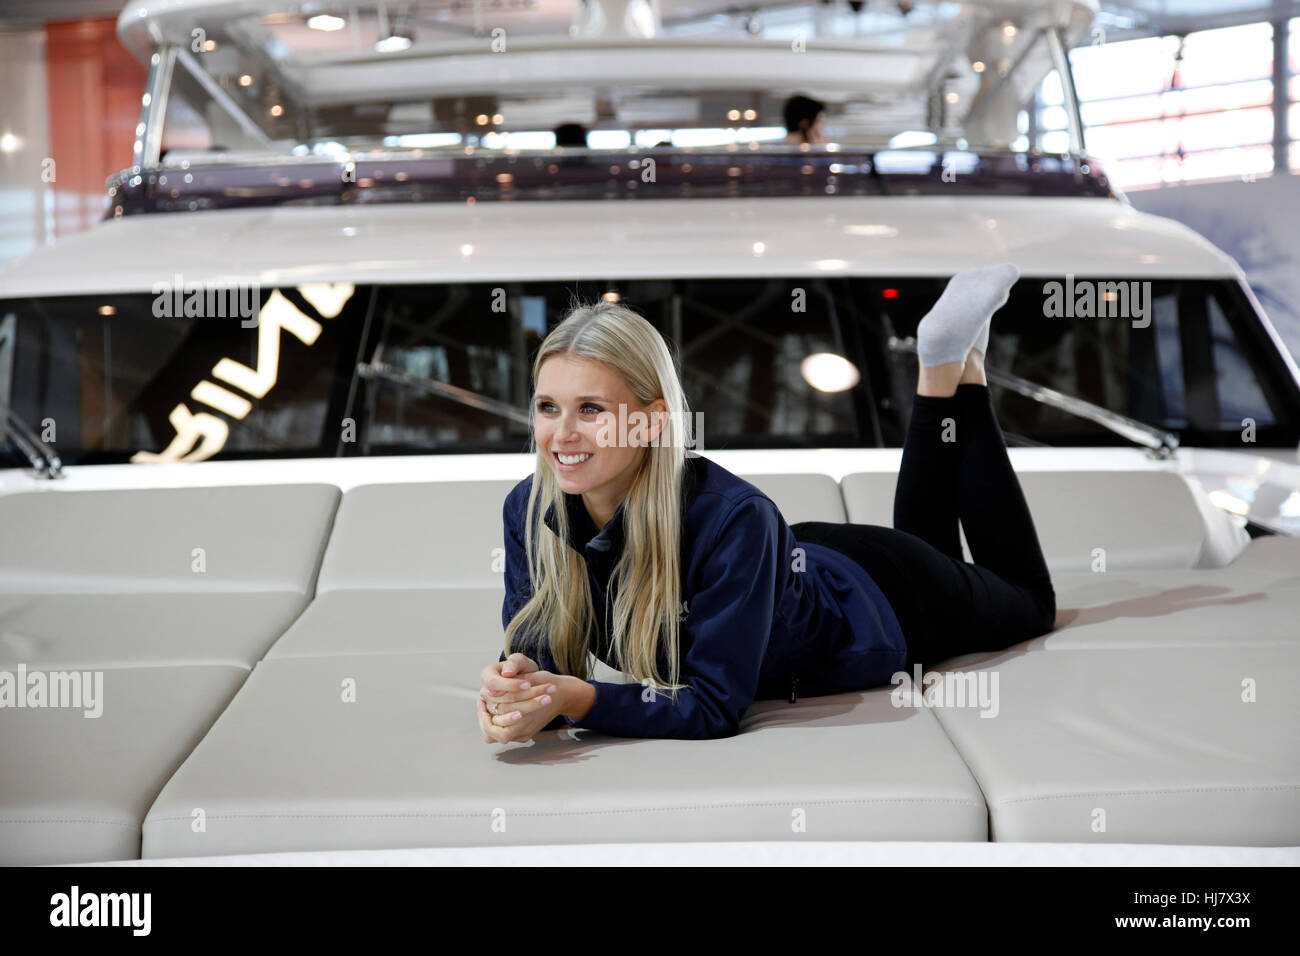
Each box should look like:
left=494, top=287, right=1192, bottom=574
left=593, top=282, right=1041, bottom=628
left=791, top=383, right=1056, bottom=671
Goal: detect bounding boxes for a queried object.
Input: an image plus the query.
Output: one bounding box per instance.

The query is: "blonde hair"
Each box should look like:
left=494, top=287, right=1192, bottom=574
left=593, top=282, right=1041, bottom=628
left=504, top=298, right=694, bottom=700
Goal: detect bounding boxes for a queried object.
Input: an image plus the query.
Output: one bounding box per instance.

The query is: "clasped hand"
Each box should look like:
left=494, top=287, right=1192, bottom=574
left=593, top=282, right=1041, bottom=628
left=477, top=652, right=562, bottom=744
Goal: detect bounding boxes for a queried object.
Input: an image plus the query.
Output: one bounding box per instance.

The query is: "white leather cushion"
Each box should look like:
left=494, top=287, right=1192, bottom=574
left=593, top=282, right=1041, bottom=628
left=1041, top=558, right=1300, bottom=649
left=0, top=592, right=310, bottom=669
left=264, top=588, right=503, bottom=659
left=738, top=473, right=848, bottom=524
left=0, top=664, right=249, bottom=865
left=315, top=480, right=519, bottom=593
left=924, top=645, right=1300, bottom=845
left=142, top=650, right=988, bottom=858
left=841, top=470, right=1210, bottom=572
left=0, top=485, right=340, bottom=594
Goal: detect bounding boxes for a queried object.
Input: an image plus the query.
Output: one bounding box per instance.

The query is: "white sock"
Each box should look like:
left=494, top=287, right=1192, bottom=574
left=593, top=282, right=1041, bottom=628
left=916, top=263, right=1019, bottom=367
left=973, top=312, right=991, bottom=359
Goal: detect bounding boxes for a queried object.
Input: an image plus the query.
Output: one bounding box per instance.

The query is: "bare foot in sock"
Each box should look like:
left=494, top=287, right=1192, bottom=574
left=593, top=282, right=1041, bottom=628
left=916, top=263, right=1018, bottom=367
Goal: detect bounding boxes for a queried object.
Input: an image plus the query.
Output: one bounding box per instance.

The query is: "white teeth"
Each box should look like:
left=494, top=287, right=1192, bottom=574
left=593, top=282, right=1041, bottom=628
left=557, top=452, right=592, bottom=464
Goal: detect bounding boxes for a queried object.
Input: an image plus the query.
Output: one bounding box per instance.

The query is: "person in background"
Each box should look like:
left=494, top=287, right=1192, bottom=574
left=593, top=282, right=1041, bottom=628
left=554, top=123, right=589, bottom=147
left=783, top=94, right=827, bottom=145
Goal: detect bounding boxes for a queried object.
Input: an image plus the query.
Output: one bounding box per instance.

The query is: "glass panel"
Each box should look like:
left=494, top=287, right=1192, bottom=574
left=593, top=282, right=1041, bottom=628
left=1210, top=292, right=1276, bottom=426
left=2, top=278, right=1297, bottom=466
left=1161, top=79, right=1273, bottom=115
left=1167, top=106, right=1273, bottom=152
left=365, top=285, right=524, bottom=453
left=363, top=279, right=867, bottom=453
left=867, top=277, right=1293, bottom=446
left=0, top=286, right=364, bottom=464
left=1065, top=20, right=1276, bottom=189
left=1086, top=119, right=1170, bottom=160
left=1040, top=105, right=1068, bottom=131
left=1154, top=292, right=1187, bottom=425
left=1081, top=93, right=1166, bottom=128
left=1177, top=21, right=1273, bottom=87
left=1160, top=145, right=1272, bottom=185
left=1041, top=130, right=1070, bottom=154
left=675, top=278, right=860, bottom=444
left=1070, top=35, right=1180, bottom=101
left=1082, top=81, right=1272, bottom=127
left=1040, top=69, right=1064, bottom=107
left=1085, top=107, right=1271, bottom=162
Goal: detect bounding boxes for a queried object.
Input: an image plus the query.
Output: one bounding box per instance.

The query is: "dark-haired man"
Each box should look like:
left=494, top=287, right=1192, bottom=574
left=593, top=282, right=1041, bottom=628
left=783, top=94, right=827, bottom=145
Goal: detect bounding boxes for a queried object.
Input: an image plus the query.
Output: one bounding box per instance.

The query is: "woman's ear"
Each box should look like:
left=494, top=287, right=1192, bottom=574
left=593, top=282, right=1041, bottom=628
left=646, top=400, right=670, bottom=445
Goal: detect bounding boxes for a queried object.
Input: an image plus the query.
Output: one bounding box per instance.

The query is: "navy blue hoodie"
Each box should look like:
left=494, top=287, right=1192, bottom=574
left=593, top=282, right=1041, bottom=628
left=499, top=453, right=906, bottom=739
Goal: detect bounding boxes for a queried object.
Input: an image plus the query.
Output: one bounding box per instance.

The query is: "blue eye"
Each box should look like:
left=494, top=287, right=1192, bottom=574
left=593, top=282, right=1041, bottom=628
left=536, top=401, right=603, bottom=415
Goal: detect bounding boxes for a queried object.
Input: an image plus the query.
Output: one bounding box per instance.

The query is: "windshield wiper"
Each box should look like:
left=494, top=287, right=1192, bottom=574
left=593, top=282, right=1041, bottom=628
left=887, top=336, right=1180, bottom=458
left=2, top=406, right=65, bottom=478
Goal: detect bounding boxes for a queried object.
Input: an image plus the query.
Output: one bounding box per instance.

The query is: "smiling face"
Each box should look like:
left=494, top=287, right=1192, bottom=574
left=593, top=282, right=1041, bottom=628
left=534, top=354, right=668, bottom=527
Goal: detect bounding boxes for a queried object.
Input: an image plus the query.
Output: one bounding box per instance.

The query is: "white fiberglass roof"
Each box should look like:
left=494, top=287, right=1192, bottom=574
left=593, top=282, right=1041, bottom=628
left=0, top=194, right=1238, bottom=297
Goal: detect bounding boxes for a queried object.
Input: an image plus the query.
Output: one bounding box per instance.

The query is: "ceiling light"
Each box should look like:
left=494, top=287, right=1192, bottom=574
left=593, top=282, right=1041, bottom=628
left=375, top=33, right=413, bottom=53
left=801, top=353, right=861, bottom=392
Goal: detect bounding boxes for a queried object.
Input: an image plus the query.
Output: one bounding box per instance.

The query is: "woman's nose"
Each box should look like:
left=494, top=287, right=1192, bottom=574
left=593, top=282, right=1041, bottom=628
left=556, top=411, right=581, bottom=439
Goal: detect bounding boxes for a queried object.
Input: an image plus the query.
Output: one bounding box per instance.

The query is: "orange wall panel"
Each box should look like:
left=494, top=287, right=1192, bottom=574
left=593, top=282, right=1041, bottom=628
left=45, top=18, right=147, bottom=238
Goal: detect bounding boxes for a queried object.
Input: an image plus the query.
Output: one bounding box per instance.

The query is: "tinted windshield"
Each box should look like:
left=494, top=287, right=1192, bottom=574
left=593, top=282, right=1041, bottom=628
left=1, top=276, right=1296, bottom=468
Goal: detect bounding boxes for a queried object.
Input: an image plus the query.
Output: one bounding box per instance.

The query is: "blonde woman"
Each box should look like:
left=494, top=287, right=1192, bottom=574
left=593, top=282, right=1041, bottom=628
left=479, top=265, right=1056, bottom=742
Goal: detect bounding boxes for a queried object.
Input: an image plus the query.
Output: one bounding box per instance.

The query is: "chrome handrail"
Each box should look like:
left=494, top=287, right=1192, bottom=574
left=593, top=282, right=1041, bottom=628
left=2, top=406, right=65, bottom=479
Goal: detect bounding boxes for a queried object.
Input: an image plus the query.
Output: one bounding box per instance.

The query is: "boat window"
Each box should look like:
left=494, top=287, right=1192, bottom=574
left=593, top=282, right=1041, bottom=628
left=1208, top=290, right=1276, bottom=427
left=362, top=279, right=866, bottom=455
left=672, top=277, right=862, bottom=448
left=860, top=276, right=1298, bottom=448
left=363, top=285, right=526, bottom=454
left=1, top=276, right=1296, bottom=468
left=1151, top=292, right=1188, bottom=426
left=0, top=286, right=368, bottom=466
